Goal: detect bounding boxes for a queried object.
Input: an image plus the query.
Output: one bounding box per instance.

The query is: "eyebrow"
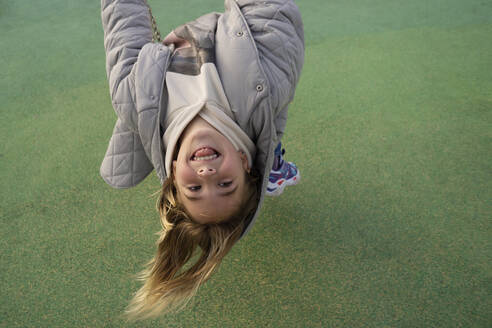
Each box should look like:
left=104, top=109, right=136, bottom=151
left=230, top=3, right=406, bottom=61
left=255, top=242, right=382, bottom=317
left=184, top=185, right=238, bottom=201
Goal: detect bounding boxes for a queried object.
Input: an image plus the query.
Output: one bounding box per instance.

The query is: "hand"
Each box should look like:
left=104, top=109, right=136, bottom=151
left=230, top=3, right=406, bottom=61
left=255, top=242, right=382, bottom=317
left=163, top=31, right=191, bottom=50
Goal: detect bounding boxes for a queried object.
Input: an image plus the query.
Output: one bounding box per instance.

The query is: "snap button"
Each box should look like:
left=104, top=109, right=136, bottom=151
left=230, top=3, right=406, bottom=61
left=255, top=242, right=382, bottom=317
left=150, top=95, right=155, bottom=100
left=236, top=31, right=244, bottom=37
left=256, top=84, right=263, bottom=92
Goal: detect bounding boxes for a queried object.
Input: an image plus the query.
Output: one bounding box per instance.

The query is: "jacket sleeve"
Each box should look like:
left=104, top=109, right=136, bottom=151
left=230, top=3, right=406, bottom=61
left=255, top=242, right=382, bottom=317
left=244, top=0, right=304, bottom=144
left=229, top=0, right=304, bottom=143
left=101, top=0, right=153, bottom=131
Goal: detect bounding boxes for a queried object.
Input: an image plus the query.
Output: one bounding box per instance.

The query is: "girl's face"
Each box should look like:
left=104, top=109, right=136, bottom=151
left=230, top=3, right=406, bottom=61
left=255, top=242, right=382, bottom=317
left=172, top=116, right=250, bottom=224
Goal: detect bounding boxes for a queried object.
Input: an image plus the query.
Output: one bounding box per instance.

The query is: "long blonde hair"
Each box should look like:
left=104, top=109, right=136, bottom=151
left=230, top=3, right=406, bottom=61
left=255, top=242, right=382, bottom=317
left=125, top=171, right=258, bottom=320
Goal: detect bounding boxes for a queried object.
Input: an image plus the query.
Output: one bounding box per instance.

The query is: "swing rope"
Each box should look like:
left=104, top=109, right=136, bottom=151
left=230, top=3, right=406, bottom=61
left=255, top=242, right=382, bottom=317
left=144, top=0, right=162, bottom=43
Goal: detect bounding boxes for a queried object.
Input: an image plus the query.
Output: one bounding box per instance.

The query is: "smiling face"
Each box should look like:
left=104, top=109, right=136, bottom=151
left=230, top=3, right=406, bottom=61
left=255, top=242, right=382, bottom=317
left=172, top=116, right=250, bottom=224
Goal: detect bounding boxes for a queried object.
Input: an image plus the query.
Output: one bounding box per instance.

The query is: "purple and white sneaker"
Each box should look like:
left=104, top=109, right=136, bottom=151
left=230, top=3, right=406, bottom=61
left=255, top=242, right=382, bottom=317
left=266, top=146, right=300, bottom=196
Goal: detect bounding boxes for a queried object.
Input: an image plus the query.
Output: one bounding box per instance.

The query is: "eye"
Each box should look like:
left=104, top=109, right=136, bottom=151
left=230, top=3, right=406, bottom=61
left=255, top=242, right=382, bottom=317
left=218, top=181, right=233, bottom=188
left=188, top=185, right=201, bottom=191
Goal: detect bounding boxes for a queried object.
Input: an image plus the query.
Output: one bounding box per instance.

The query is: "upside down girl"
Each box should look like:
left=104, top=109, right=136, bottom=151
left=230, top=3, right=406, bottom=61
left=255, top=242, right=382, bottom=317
left=100, top=0, right=304, bottom=319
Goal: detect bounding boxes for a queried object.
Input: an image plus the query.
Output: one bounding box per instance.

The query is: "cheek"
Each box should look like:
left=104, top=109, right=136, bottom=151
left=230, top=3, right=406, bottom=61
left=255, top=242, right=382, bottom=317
left=175, top=161, right=195, bottom=185
left=223, top=156, right=246, bottom=176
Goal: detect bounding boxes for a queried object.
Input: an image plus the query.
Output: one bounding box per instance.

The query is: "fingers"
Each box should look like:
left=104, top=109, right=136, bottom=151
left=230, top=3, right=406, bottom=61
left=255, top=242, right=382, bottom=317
left=163, top=31, right=191, bottom=50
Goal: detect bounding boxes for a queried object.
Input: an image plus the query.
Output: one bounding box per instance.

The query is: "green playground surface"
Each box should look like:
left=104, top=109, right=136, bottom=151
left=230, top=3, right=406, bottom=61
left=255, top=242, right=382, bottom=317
left=1, top=0, right=491, bottom=327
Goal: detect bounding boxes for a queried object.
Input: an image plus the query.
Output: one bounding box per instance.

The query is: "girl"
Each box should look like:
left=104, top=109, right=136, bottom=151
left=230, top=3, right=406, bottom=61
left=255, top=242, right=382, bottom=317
left=100, top=0, right=304, bottom=319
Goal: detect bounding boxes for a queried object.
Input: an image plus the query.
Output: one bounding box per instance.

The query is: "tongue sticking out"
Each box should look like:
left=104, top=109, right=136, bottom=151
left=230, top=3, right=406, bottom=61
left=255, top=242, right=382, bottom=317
left=194, top=147, right=217, bottom=158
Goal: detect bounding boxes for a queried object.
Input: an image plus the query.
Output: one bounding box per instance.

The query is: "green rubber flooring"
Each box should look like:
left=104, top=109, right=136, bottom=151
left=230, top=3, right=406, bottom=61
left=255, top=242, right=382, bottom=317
left=1, top=0, right=491, bottom=327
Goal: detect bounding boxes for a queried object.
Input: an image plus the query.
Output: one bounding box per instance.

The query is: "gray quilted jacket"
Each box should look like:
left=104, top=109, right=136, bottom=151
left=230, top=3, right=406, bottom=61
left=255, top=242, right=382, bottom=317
left=100, top=0, right=304, bottom=239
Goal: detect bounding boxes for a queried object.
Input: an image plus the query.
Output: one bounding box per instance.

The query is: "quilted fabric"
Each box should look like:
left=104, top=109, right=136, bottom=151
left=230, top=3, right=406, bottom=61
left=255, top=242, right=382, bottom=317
left=100, top=0, right=304, bottom=239
left=100, top=118, right=153, bottom=188
left=101, top=0, right=173, bottom=188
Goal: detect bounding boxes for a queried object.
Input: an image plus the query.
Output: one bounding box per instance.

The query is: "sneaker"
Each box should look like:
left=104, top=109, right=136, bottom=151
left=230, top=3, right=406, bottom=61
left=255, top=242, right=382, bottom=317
left=266, top=146, right=300, bottom=196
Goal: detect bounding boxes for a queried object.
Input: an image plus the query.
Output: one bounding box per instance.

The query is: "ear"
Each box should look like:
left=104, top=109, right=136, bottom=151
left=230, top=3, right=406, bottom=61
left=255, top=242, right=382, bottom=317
left=238, top=151, right=250, bottom=173
left=172, top=160, right=177, bottom=177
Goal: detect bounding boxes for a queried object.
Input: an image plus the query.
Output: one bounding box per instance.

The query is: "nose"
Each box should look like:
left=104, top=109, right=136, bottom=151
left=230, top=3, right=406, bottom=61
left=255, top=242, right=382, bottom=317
left=197, top=167, right=216, bottom=177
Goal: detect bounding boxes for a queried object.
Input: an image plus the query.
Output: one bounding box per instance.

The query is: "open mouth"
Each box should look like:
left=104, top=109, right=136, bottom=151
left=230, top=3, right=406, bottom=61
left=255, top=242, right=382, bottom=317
left=190, top=147, right=220, bottom=161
